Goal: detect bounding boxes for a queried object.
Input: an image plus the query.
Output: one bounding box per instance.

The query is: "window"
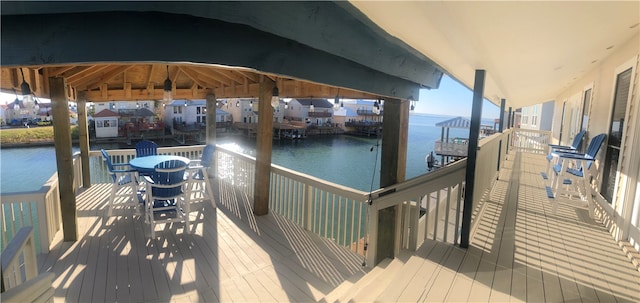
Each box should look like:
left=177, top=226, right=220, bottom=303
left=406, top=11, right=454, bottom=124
left=197, top=107, right=201, bottom=114
left=601, top=67, right=633, bottom=202
left=173, top=107, right=178, bottom=114
left=581, top=88, right=592, bottom=132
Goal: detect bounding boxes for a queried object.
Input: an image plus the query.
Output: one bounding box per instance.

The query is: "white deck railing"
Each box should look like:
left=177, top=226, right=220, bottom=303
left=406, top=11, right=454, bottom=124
left=214, top=145, right=371, bottom=255
left=434, top=139, right=469, bottom=157
left=1, top=166, right=65, bottom=255
left=1, top=226, right=55, bottom=302
left=2, top=132, right=516, bottom=268
left=510, top=128, right=551, bottom=154
left=365, top=158, right=467, bottom=265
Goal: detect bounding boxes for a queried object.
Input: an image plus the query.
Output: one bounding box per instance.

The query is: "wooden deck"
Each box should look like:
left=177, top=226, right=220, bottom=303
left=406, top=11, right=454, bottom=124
left=39, top=179, right=366, bottom=302
left=330, top=152, right=640, bottom=302
left=37, top=152, right=640, bottom=302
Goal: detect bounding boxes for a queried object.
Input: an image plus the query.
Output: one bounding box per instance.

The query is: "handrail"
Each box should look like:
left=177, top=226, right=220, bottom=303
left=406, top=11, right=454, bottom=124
left=365, top=159, right=467, bottom=266
left=510, top=128, right=551, bottom=154
left=1, top=227, right=38, bottom=290
left=1, top=227, right=54, bottom=302
left=1, top=172, right=62, bottom=254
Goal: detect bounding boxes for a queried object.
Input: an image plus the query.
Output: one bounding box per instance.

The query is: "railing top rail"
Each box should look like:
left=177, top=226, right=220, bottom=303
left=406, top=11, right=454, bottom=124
left=1, top=170, right=59, bottom=199
left=89, top=145, right=207, bottom=158
left=478, top=132, right=503, bottom=149
left=371, top=159, right=467, bottom=207
left=270, top=164, right=368, bottom=199
left=216, top=144, right=368, bottom=200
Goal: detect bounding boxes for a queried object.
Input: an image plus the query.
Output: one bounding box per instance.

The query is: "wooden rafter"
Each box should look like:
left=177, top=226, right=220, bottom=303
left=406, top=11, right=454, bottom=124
left=66, top=65, right=111, bottom=86
left=178, top=66, right=209, bottom=90
left=82, top=65, right=134, bottom=90
left=146, top=64, right=156, bottom=90
left=185, top=67, right=230, bottom=87
left=235, top=70, right=259, bottom=83
left=209, top=69, right=245, bottom=85
left=0, top=63, right=381, bottom=101
left=48, top=65, right=78, bottom=77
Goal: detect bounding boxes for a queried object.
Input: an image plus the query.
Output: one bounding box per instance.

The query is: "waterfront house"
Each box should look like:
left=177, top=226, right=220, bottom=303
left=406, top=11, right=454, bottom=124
left=165, top=100, right=207, bottom=128
left=332, top=105, right=358, bottom=130
left=519, top=100, right=555, bottom=132
left=286, top=98, right=334, bottom=126
left=341, top=99, right=383, bottom=122
left=1, top=2, right=639, bottom=302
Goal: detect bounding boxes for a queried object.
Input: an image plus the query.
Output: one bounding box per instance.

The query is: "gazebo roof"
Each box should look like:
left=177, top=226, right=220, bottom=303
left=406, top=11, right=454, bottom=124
left=435, top=116, right=471, bottom=129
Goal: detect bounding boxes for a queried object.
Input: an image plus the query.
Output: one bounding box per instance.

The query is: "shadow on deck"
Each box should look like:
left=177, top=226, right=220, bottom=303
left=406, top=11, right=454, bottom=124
left=332, top=152, right=640, bottom=302
left=40, top=178, right=366, bottom=302
left=34, top=151, right=640, bottom=302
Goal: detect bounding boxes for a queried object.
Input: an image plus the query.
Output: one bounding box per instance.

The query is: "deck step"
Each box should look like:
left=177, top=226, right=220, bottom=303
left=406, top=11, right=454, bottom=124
left=321, top=258, right=394, bottom=303
left=619, top=241, right=640, bottom=273
left=319, top=270, right=367, bottom=303
left=346, top=257, right=407, bottom=302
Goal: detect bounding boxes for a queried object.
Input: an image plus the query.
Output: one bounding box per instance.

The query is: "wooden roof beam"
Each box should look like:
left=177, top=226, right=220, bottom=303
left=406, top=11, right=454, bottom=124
left=48, top=66, right=78, bottom=77
left=146, top=64, right=156, bottom=89
left=67, top=65, right=111, bottom=86
left=178, top=66, right=211, bottom=90
left=235, top=70, right=259, bottom=83
left=187, top=67, right=232, bottom=87
left=84, top=65, right=135, bottom=90
left=209, top=69, right=245, bottom=85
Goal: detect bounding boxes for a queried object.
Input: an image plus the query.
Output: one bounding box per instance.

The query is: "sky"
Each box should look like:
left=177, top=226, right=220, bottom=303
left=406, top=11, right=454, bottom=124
left=415, top=74, right=501, bottom=120
left=1, top=74, right=501, bottom=119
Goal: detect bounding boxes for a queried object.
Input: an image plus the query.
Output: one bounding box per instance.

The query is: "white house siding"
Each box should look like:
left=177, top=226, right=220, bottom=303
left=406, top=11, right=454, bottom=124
left=550, top=33, right=640, bottom=251
left=95, top=117, right=118, bottom=138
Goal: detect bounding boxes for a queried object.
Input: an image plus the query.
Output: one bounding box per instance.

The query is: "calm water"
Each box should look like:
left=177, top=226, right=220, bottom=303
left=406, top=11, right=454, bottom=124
left=0, top=114, right=474, bottom=193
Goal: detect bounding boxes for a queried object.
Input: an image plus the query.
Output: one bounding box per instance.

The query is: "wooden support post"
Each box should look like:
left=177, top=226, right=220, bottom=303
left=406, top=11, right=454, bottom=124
left=460, top=70, right=485, bottom=248
left=205, top=92, right=217, bottom=145
left=374, top=97, right=409, bottom=264
left=50, top=77, right=78, bottom=241
left=77, top=92, right=91, bottom=188
left=253, top=77, right=275, bottom=216
left=380, top=98, right=408, bottom=186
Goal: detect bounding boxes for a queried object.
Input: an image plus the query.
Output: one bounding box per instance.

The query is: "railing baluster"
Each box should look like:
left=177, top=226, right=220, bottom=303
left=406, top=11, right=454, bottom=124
left=444, top=186, right=451, bottom=243
left=454, top=182, right=463, bottom=245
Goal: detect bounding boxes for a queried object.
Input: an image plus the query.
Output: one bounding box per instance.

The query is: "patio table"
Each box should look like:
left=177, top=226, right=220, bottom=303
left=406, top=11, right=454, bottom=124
left=129, top=155, right=190, bottom=176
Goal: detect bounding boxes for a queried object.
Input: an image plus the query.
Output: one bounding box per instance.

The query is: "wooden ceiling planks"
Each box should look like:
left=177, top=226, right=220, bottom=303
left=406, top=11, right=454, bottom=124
left=0, top=62, right=379, bottom=102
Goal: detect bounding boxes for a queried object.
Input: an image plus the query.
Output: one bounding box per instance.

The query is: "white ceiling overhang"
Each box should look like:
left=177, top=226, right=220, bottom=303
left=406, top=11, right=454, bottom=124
left=349, top=1, right=640, bottom=109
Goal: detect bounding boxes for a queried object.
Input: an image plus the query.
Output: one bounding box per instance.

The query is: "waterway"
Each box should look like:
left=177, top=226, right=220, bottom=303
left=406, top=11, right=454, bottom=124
left=1, top=114, right=476, bottom=193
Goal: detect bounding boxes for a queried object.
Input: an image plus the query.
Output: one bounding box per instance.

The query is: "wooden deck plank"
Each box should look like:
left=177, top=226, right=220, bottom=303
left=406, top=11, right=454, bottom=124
left=396, top=241, right=450, bottom=302
left=422, top=246, right=465, bottom=302
left=374, top=251, right=430, bottom=302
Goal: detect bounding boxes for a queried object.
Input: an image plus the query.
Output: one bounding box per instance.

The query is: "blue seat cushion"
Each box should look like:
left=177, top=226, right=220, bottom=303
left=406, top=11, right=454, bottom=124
left=566, top=167, right=583, bottom=177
